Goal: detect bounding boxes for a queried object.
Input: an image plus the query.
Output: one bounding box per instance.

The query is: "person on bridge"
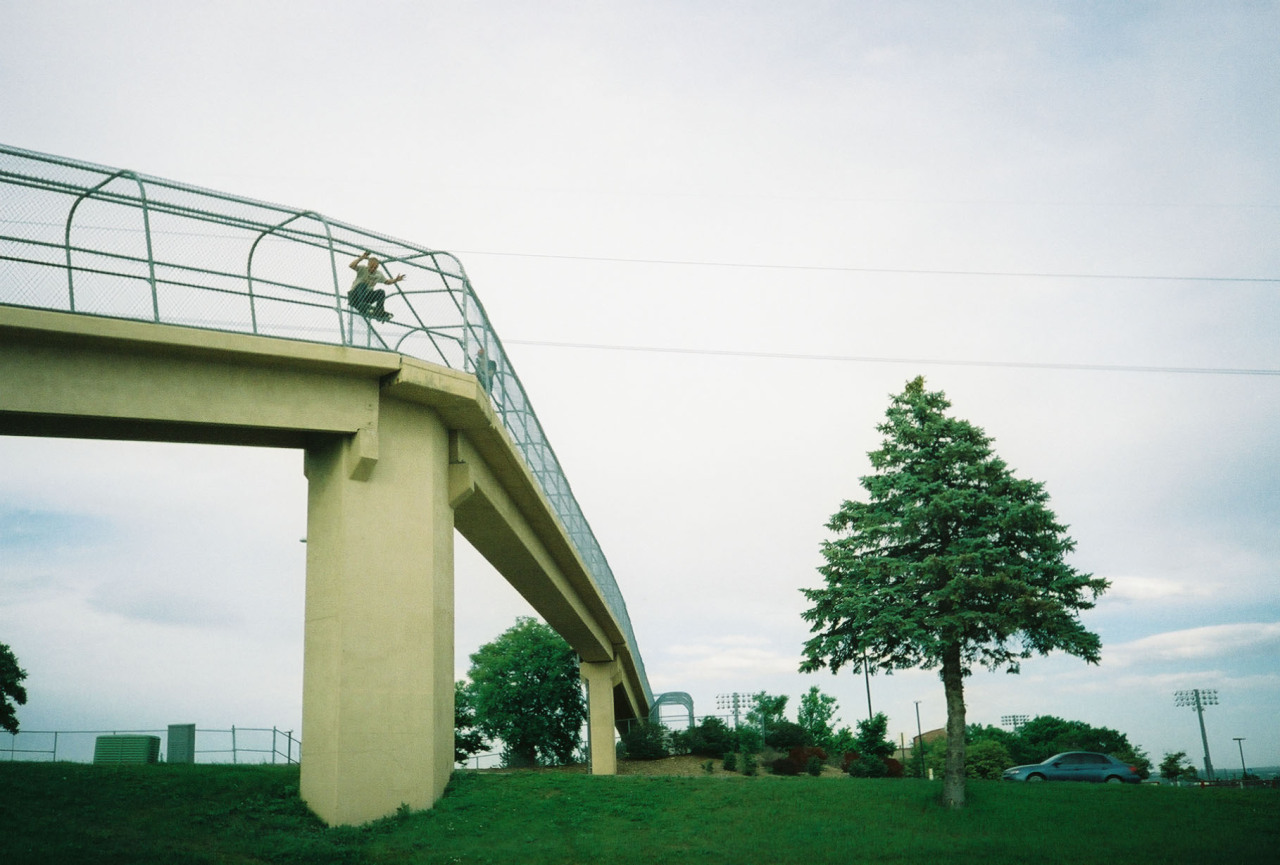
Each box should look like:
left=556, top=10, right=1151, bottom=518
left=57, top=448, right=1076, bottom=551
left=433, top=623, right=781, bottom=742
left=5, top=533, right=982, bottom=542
left=348, top=251, right=404, bottom=321
left=475, top=347, right=498, bottom=391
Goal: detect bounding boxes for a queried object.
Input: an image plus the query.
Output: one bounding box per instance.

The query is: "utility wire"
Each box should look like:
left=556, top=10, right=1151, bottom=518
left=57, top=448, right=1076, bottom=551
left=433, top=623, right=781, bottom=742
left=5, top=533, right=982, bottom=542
left=504, top=338, right=1280, bottom=377
left=5, top=219, right=1275, bottom=284
left=456, top=249, right=1280, bottom=285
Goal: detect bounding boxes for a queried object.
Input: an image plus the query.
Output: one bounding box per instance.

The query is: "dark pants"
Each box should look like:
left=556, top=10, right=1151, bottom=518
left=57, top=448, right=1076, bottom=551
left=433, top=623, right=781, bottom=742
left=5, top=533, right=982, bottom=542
left=348, top=284, right=387, bottom=316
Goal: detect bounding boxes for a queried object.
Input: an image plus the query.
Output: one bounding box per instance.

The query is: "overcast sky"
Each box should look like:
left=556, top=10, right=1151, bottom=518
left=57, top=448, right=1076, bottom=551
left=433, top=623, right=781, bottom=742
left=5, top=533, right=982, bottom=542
left=2, top=1, right=1278, bottom=772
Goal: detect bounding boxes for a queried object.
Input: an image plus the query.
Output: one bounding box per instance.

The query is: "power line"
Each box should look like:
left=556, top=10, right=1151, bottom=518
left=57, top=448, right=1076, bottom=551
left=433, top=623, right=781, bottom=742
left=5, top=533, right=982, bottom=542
left=456, top=249, right=1280, bottom=285
left=6, top=218, right=1276, bottom=284
left=504, top=338, right=1280, bottom=377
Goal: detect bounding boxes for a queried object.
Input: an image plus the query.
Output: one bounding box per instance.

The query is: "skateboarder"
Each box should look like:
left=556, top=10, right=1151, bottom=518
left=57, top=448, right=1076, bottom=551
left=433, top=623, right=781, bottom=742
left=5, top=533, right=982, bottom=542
left=348, top=251, right=404, bottom=321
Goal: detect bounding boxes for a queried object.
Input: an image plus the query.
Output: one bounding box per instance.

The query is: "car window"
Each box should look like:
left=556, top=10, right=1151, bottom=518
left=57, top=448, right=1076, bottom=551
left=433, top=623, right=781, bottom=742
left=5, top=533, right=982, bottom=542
left=1086, top=754, right=1108, bottom=764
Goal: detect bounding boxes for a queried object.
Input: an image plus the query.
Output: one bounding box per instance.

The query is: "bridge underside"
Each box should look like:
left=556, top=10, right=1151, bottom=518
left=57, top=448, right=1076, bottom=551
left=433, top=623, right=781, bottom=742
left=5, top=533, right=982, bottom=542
left=0, top=306, right=648, bottom=825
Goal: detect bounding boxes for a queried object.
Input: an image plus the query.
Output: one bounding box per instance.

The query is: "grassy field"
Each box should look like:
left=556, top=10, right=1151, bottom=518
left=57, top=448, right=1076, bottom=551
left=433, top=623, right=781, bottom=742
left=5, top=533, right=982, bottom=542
left=1, top=762, right=1277, bottom=864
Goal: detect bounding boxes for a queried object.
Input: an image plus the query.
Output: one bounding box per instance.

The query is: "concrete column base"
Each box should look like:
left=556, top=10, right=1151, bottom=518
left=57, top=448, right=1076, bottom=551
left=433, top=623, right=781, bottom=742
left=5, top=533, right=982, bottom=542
left=301, top=399, right=455, bottom=826
left=580, top=659, right=622, bottom=775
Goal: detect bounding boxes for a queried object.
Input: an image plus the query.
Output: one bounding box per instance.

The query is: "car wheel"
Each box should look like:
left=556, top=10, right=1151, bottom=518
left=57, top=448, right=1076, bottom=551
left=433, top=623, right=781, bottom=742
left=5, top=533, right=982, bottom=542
left=1105, top=776, right=1123, bottom=784
left=1027, top=774, right=1046, bottom=782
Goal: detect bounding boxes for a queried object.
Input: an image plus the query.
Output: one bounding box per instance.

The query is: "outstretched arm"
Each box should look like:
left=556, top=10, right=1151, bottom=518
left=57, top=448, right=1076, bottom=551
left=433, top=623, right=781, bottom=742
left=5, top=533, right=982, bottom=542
left=349, top=251, right=371, bottom=271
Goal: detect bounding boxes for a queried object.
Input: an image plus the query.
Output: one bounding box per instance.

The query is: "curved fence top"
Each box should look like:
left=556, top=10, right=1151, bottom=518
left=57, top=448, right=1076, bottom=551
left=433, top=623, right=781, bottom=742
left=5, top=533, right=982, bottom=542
left=0, top=143, right=650, bottom=706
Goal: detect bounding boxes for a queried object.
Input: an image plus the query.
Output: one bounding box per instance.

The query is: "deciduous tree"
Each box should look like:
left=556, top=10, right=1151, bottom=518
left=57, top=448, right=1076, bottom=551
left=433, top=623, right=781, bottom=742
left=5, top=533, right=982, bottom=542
left=1160, top=750, right=1194, bottom=783
left=453, top=680, right=490, bottom=766
left=0, top=643, right=27, bottom=735
left=800, top=378, right=1108, bottom=808
left=466, top=617, right=586, bottom=767
left=797, top=686, right=840, bottom=752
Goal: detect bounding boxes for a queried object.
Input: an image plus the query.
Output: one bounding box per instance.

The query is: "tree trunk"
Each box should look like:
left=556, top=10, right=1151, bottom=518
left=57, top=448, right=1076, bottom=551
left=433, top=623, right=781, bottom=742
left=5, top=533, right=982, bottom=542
left=941, top=642, right=967, bottom=809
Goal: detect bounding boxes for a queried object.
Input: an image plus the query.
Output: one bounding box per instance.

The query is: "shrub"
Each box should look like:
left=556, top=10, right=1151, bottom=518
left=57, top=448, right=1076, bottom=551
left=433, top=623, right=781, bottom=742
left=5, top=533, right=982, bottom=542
left=723, top=751, right=738, bottom=772
left=846, top=755, right=888, bottom=778
left=620, top=721, right=670, bottom=760
left=677, top=716, right=737, bottom=758
left=701, top=760, right=715, bottom=774
left=765, top=721, right=810, bottom=751
left=742, top=752, right=759, bottom=776
left=966, top=740, right=1011, bottom=780
left=842, top=750, right=903, bottom=778
left=769, top=754, right=800, bottom=776
left=770, top=746, right=829, bottom=776
left=736, top=726, right=764, bottom=755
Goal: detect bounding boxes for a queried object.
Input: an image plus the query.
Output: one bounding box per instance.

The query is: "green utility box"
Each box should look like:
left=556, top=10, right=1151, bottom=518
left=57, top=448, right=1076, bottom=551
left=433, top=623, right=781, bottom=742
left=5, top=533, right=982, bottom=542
left=168, top=724, right=196, bottom=764
left=93, top=735, right=161, bottom=764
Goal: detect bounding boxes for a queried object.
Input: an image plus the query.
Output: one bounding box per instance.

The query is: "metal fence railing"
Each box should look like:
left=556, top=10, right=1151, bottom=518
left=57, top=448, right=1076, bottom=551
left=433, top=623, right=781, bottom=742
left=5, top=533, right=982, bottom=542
left=0, top=143, right=650, bottom=707
left=1, top=726, right=299, bottom=765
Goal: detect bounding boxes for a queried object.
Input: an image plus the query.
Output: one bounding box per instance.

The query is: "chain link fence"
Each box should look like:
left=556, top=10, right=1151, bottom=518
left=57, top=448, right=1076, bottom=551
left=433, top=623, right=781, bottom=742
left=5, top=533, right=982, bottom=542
left=2, top=726, right=299, bottom=765
left=0, top=143, right=649, bottom=707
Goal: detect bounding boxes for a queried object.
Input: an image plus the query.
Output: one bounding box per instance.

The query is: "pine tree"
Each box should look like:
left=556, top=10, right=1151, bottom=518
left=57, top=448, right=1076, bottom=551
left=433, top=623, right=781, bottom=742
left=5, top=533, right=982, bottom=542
left=800, top=377, right=1108, bottom=808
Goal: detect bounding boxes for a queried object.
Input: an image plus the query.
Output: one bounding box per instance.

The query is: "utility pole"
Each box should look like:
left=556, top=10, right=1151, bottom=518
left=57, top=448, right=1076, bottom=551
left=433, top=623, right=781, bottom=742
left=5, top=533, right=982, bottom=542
left=861, top=653, right=873, bottom=721
left=1174, top=689, right=1218, bottom=781
left=914, top=700, right=925, bottom=779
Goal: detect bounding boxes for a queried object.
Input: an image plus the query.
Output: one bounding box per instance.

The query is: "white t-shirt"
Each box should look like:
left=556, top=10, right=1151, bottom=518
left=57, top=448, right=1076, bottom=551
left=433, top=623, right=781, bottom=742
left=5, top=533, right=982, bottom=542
left=351, top=260, right=389, bottom=291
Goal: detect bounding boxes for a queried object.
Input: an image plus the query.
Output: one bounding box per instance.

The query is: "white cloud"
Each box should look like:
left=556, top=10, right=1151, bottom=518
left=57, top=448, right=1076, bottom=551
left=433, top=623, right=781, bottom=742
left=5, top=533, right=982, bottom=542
left=1107, top=623, right=1280, bottom=667
left=1102, top=574, right=1213, bottom=603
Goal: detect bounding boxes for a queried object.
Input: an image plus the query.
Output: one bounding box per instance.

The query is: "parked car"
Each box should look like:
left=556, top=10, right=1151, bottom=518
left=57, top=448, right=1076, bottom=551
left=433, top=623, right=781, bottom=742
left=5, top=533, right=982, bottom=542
left=1002, top=751, right=1142, bottom=784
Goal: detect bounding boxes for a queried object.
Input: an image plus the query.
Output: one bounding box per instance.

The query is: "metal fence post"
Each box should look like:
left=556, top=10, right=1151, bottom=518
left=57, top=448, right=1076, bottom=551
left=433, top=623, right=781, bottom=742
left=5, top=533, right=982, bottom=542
left=231, top=725, right=237, bottom=764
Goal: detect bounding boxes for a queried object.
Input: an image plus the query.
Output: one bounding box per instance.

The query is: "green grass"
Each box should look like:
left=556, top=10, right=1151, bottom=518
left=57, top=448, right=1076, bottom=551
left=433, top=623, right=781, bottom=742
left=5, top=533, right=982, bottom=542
left=1, top=763, right=1277, bottom=864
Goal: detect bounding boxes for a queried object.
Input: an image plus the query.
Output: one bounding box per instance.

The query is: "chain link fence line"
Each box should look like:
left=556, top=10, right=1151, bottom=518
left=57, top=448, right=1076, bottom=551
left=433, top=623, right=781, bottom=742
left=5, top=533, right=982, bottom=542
left=1, top=726, right=299, bottom=765
left=0, top=143, right=650, bottom=707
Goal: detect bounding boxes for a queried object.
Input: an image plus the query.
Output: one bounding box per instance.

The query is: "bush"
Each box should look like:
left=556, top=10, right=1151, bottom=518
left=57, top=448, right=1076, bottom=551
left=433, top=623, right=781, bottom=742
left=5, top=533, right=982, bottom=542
left=736, top=726, right=764, bottom=755
left=620, top=721, right=670, bottom=760
left=842, top=751, right=902, bottom=778
left=770, top=746, right=829, bottom=776
left=845, top=754, right=888, bottom=778
left=742, top=752, right=759, bottom=776
left=966, top=740, right=1012, bottom=780
left=674, top=716, right=737, bottom=758
left=722, top=751, right=738, bottom=772
left=765, top=721, right=810, bottom=751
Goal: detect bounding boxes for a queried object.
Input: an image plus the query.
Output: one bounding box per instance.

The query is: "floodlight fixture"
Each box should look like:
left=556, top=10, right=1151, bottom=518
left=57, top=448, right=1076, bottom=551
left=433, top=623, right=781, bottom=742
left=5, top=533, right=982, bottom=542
left=716, top=692, right=746, bottom=728
left=1001, top=714, right=1030, bottom=729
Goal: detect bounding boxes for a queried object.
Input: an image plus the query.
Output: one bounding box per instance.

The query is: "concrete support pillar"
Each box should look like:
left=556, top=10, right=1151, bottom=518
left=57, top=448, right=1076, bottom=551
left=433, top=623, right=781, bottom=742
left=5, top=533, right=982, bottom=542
left=301, top=398, right=455, bottom=826
left=580, top=659, right=621, bottom=775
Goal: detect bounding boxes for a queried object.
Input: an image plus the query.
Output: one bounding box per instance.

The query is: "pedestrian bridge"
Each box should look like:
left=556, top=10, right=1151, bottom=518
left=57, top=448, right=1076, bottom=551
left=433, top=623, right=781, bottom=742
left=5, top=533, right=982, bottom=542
left=0, top=144, right=652, bottom=825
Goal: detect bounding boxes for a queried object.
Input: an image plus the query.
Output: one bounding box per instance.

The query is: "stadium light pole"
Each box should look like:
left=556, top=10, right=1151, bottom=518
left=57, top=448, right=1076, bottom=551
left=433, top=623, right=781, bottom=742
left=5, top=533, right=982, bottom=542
left=1174, top=689, right=1218, bottom=781
left=1233, top=737, right=1247, bottom=785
